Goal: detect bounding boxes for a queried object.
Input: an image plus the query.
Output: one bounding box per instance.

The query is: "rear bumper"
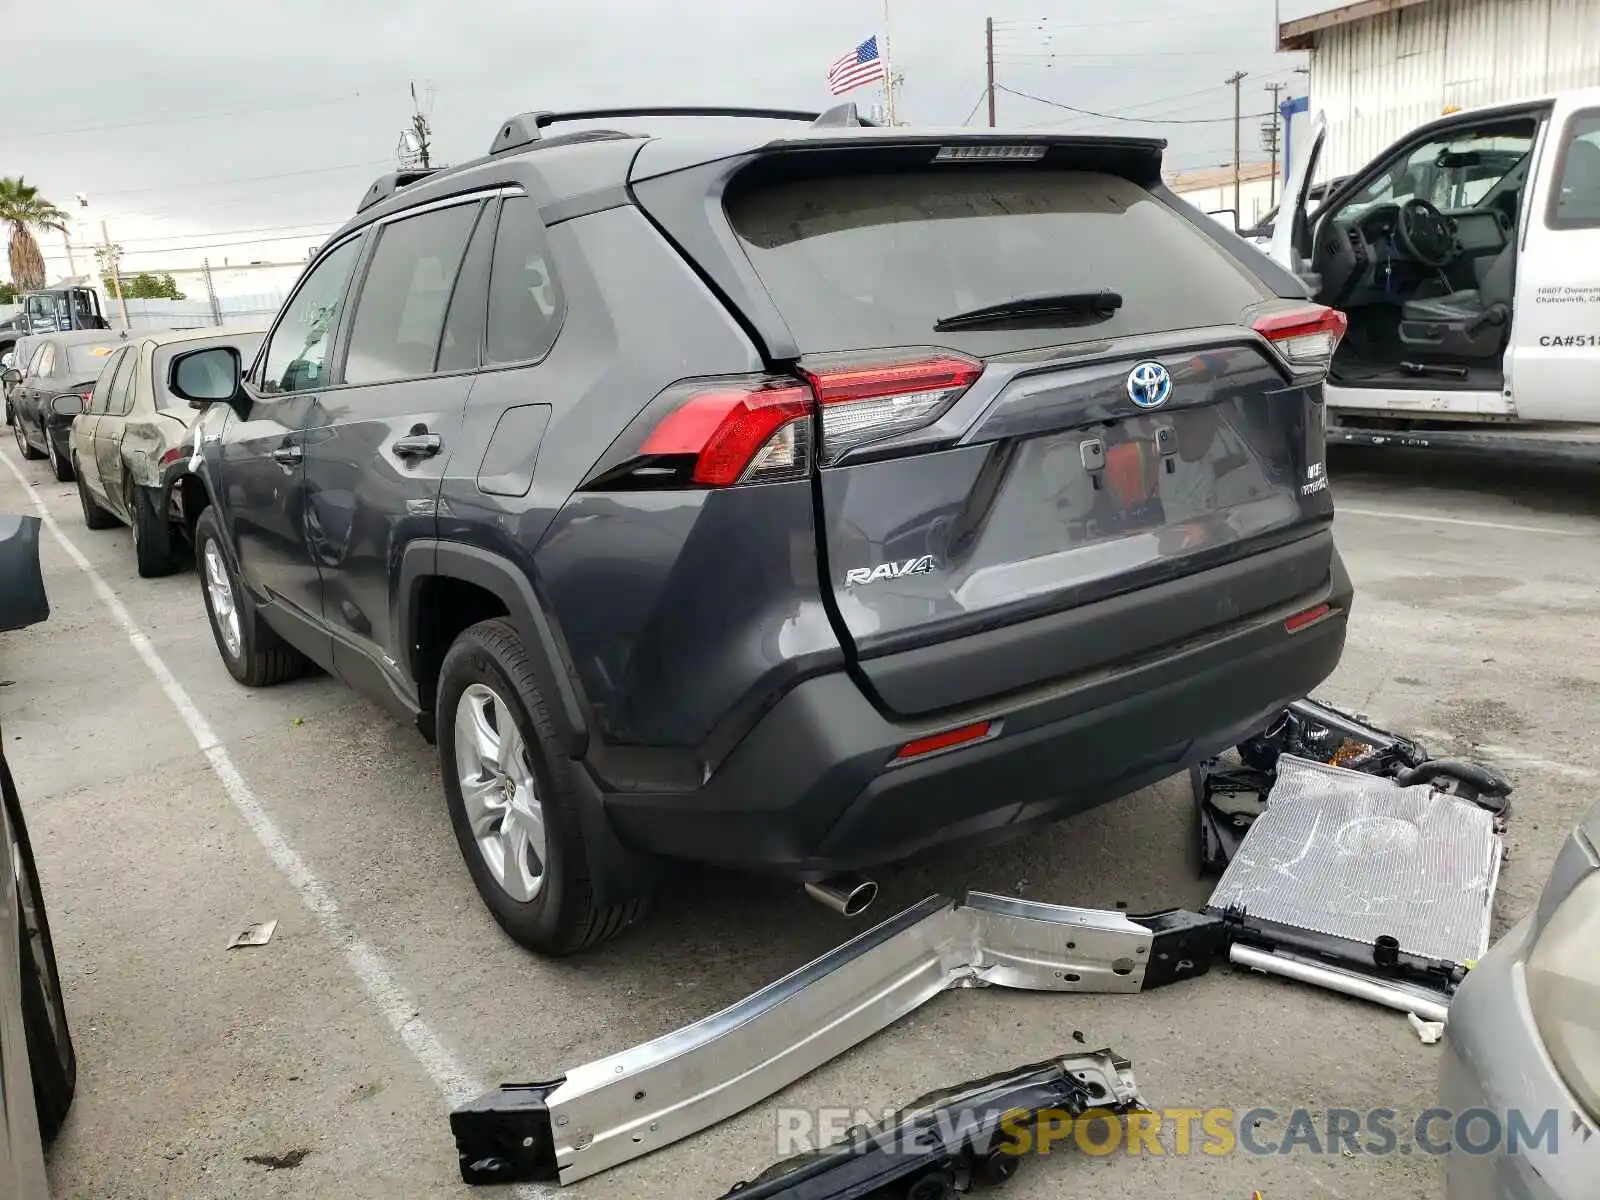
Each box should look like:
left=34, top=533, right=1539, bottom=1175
left=597, top=548, right=1352, bottom=873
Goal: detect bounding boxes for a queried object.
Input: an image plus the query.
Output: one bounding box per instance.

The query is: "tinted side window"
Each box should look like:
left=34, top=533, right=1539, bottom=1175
left=33, top=344, right=56, bottom=378
left=25, top=345, right=49, bottom=377
left=1549, top=109, right=1600, bottom=229
left=259, top=238, right=362, bottom=394
left=343, top=202, right=480, bottom=386
left=109, top=348, right=142, bottom=415
left=88, top=347, right=131, bottom=415
left=485, top=196, right=565, bottom=364
left=436, top=203, right=497, bottom=374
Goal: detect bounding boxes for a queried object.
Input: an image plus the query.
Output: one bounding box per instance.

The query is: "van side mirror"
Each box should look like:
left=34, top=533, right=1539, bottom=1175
left=1, top=368, right=20, bottom=386
left=168, top=345, right=243, bottom=410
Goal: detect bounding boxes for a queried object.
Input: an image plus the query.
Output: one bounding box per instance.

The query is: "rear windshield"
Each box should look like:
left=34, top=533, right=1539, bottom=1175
left=726, top=168, right=1269, bottom=355
left=153, top=331, right=265, bottom=399
left=66, top=343, right=121, bottom=374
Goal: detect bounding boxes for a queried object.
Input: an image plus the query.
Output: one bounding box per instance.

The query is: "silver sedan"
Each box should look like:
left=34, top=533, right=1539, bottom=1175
left=1441, top=801, right=1600, bottom=1198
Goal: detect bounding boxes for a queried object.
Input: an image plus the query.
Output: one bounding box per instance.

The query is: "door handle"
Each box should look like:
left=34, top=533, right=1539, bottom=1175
left=392, top=432, right=442, bottom=460
left=271, top=443, right=303, bottom=466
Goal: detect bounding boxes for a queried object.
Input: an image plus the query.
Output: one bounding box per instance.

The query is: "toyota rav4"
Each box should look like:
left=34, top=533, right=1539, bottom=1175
left=165, top=105, right=1352, bottom=956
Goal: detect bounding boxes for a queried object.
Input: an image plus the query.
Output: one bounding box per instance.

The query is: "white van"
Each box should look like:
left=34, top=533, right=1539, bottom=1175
left=1268, top=88, right=1600, bottom=458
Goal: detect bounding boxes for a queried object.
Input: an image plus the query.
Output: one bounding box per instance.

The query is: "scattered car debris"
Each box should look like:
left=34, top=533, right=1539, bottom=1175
left=712, top=1049, right=1143, bottom=1199
left=1196, top=699, right=1510, bottom=1026
left=451, top=893, right=1219, bottom=1186
left=1408, top=1012, right=1446, bottom=1044
left=243, top=1148, right=309, bottom=1171
left=1194, top=697, right=1512, bottom=875
left=226, top=919, right=278, bottom=949
left=451, top=697, right=1515, bottom=1188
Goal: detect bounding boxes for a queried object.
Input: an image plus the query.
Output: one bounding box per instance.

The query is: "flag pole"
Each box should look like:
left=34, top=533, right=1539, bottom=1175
left=880, top=0, right=898, bottom=125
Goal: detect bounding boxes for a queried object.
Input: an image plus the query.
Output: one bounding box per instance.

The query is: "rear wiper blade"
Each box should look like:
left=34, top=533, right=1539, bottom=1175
left=934, top=289, right=1123, bottom=331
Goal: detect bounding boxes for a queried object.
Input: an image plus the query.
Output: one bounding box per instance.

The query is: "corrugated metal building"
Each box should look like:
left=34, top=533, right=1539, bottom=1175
left=1281, top=0, right=1600, bottom=177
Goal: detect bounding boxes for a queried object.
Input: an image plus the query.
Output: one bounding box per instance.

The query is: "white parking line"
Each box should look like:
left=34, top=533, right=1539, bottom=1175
left=1337, top=505, right=1589, bottom=537
left=1, top=454, right=555, bottom=1197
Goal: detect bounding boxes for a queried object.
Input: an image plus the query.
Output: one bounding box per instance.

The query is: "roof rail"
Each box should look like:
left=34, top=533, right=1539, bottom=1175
left=357, top=168, right=441, bottom=214
left=487, top=105, right=877, bottom=154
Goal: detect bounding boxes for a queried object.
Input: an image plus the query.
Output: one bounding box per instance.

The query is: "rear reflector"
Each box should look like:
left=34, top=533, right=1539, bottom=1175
left=803, top=353, right=982, bottom=465
left=1284, top=603, right=1332, bottom=633
left=160, top=445, right=188, bottom=467
left=893, top=720, right=994, bottom=761
left=1253, top=305, right=1348, bottom=373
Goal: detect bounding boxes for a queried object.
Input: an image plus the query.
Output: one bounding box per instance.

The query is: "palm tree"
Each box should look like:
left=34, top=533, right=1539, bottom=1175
left=0, top=177, right=69, bottom=293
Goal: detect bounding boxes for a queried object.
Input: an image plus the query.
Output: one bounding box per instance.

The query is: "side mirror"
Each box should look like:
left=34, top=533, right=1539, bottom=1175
left=51, top=393, right=85, bottom=418
left=169, top=345, right=243, bottom=410
left=1, top=368, right=20, bottom=386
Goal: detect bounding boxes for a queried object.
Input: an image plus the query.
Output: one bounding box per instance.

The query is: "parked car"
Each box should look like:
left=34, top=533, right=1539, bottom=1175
left=166, top=106, right=1352, bottom=955
left=1, top=337, right=35, bottom=428
left=0, top=514, right=74, bottom=1200
left=1441, top=798, right=1599, bottom=1199
left=4, top=330, right=130, bottom=482
left=70, top=325, right=266, bottom=577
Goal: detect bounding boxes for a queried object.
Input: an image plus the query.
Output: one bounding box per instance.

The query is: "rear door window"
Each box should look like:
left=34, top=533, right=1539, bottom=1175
left=342, top=201, right=480, bottom=386
left=485, top=196, right=564, bottom=364
left=88, top=347, right=132, bottom=415
left=725, top=168, right=1270, bottom=355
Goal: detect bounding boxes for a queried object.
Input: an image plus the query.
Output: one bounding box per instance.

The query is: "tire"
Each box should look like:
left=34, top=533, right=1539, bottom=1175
left=46, top=433, right=73, bottom=482
left=75, top=464, right=118, bottom=530
left=438, top=618, right=650, bottom=956
left=131, top=485, right=177, bottom=577
left=4, top=755, right=76, bottom=1144
left=14, top=415, right=43, bottom=460
left=194, top=506, right=309, bottom=687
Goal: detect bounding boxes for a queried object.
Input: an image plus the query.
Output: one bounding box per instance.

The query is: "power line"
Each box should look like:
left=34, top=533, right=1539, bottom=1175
left=94, top=159, right=393, bottom=199
left=4, top=87, right=406, bottom=140
left=38, top=230, right=338, bottom=263
left=960, top=89, right=989, bottom=127
left=994, top=84, right=1274, bottom=125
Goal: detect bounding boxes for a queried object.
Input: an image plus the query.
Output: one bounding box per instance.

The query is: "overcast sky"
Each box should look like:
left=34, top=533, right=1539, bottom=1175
left=3, top=0, right=1327, bottom=286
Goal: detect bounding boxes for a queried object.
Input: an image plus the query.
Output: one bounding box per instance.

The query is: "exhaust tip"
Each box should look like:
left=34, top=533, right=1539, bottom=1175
left=804, top=876, right=879, bottom=918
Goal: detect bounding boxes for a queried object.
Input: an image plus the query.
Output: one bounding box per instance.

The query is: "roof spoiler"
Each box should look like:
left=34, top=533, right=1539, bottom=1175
left=488, top=103, right=876, bottom=155
left=357, top=168, right=442, bottom=214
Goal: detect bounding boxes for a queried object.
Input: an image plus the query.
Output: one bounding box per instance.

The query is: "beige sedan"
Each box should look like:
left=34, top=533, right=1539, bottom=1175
left=68, top=325, right=265, bottom=578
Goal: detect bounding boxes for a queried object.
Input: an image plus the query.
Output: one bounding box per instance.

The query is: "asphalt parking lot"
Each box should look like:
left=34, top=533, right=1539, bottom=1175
left=4, top=442, right=1598, bottom=1200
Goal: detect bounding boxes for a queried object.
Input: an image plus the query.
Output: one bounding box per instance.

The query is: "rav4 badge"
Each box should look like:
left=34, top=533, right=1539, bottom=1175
left=845, top=555, right=937, bottom=587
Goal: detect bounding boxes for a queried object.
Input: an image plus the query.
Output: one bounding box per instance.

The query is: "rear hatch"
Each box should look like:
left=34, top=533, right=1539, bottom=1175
left=632, top=135, right=1340, bottom=717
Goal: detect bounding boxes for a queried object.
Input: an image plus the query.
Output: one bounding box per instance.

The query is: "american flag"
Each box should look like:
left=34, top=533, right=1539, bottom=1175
left=827, top=35, right=886, bottom=95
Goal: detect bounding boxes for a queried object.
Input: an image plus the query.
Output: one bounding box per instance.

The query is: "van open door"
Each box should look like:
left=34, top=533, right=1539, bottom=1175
left=1267, top=112, right=1328, bottom=281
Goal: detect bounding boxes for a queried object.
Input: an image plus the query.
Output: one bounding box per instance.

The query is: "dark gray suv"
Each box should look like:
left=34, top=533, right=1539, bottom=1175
left=166, top=106, right=1353, bottom=956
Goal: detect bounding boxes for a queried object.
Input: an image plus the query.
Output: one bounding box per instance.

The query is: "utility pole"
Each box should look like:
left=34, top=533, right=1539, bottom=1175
left=881, top=0, right=898, bottom=125
left=986, top=17, right=997, bottom=127
left=98, top=219, right=128, bottom=329
left=409, top=82, right=433, bottom=169
left=1227, top=71, right=1248, bottom=222
left=1263, top=82, right=1286, bottom=204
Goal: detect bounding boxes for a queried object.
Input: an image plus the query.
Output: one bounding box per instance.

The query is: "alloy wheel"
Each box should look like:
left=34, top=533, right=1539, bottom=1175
left=454, top=683, right=547, bottom=902
left=202, top=540, right=242, bottom=659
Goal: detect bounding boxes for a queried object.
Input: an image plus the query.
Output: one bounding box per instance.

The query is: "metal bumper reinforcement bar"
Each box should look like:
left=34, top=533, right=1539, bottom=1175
left=451, top=892, right=1222, bottom=1186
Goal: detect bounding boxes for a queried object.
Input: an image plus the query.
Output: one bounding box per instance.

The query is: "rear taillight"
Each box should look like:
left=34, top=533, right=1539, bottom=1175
left=1253, top=305, right=1347, bottom=375
left=587, top=351, right=983, bottom=490
left=802, top=352, right=982, bottom=466
left=637, top=379, right=813, bottom=486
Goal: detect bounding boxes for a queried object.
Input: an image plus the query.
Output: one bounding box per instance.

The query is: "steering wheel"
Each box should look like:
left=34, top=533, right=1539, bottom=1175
left=1395, top=198, right=1456, bottom=268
